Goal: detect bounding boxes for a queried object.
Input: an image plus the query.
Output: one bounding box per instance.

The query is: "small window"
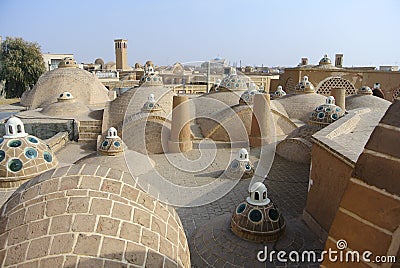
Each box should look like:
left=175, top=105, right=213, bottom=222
left=268, top=209, right=279, bottom=221
left=8, top=140, right=22, bottom=148
left=249, top=209, right=263, bottom=223
left=8, top=125, right=13, bottom=134
left=255, top=192, right=260, bottom=200
left=27, top=136, right=38, bottom=144
left=236, top=203, right=246, bottom=214
left=8, top=158, right=23, bottom=172
left=0, top=150, right=5, bottom=162
left=263, top=191, right=266, bottom=199
left=114, top=141, right=121, bottom=147
left=43, top=151, right=53, bottom=163
left=17, top=125, right=22, bottom=133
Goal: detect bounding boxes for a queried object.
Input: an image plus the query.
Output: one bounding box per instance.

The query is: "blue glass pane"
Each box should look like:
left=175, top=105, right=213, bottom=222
left=25, top=148, right=38, bottom=159
left=43, top=152, right=53, bottom=163
left=236, top=203, right=246, bottom=214
left=249, top=209, right=263, bottom=222
left=8, top=159, right=23, bottom=172
left=268, top=209, right=279, bottom=221
left=27, top=136, right=39, bottom=144
left=8, top=140, right=22, bottom=147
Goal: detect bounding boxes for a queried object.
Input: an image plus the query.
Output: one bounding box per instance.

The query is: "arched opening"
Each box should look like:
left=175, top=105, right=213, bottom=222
left=316, top=77, right=356, bottom=96
left=255, top=192, right=260, bottom=200
left=8, top=125, right=13, bottom=134
left=263, top=191, right=266, bottom=199
left=17, top=125, right=22, bottom=133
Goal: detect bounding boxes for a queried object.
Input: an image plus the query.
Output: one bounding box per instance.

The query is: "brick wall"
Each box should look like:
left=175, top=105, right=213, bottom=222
left=322, top=100, right=400, bottom=267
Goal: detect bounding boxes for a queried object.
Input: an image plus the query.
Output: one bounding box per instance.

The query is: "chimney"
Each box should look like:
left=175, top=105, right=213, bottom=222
left=301, top=58, right=308, bottom=66
left=335, top=54, right=343, bottom=68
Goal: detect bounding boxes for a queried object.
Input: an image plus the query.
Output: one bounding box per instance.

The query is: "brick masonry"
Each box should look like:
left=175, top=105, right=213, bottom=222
left=0, top=164, right=190, bottom=267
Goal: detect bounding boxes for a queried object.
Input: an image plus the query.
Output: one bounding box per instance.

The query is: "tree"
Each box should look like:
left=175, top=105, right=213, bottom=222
left=0, top=37, right=46, bottom=98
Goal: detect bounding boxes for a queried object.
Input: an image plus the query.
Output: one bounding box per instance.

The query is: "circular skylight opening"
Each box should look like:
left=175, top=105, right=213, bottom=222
left=27, top=136, right=39, bottom=144
left=268, top=208, right=279, bottom=222
left=249, top=209, right=263, bottom=223
left=43, top=152, right=53, bottom=163
left=236, top=203, right=246, bottom=214
left=25, top=148, right=38, bottom=159
left=8, top=158, right=23, bottom=172
left=8, top=140, right=22, bottom=148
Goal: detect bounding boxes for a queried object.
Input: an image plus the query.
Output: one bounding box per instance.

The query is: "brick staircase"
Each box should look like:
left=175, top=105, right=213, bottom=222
left=78, top=120, right=102, bottom=143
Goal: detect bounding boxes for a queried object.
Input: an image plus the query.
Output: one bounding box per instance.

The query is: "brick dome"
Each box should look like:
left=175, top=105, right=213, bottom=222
left=0, top=117, right=58, bottom=188
left=0, top=164, right=190, bottom=267
left=231, top=182, right=286, bottom=242
left=21, top=64, right=110, bottom=109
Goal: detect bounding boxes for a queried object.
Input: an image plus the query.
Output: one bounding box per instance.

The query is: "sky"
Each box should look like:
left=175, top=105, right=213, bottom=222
left=1, top=0, right=399, bottom=67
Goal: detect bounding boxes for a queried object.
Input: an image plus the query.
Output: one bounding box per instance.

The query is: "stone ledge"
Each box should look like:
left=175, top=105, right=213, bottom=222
left=45, top=132, right=69, bottom=153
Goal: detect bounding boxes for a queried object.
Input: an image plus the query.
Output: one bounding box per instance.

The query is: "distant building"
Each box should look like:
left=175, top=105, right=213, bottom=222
left=272, top=53, right=400, bottom=102
left=42, top=53, right=74, bottom=71
left=379, top=65, right=399, bottom=71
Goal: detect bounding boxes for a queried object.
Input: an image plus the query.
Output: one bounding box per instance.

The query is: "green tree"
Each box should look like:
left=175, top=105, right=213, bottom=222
left=0, top=37, right=46, bottom=98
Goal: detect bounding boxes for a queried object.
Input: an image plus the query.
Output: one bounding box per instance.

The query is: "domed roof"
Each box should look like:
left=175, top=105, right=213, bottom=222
left=272, top=85, right=286, bottom=99
left=345, top=94, right=391, bottom=111
left=98, top=127, right=125, bottom=156
left=41, top=91, right=90, bottom=117
left=104, top=86, right=174, bottom=131
left=0, top=117, right=58, bottom=188
left=225, top=148, right=254, bottom=180
left=231, top=182, right=286, bottom=242
left=236, top=148, right=249, bottom=161
left=315, top=54, right=340, bottom=69
left=358, top=86, right=373, bottom=95
left=219, top=70, right=248, bottom=91
left=0, top=164, right=191, bottom=267
left=319, top=54, right=332, bottom=65
left=194, top=91, right=243, bottom=118
left=104, top=61, right=116, bottom=70
left=21, top=65, right=111, bottom=109
left=309, top=96, right=345, bottom=127
left=58, top=57, right=78, bottom=68
left=94, top=58, right=104, bottom=66
left=239, top=88, right=258, bottom=105
left=273, top=92, right=326, bottom=122
left=248, top=182, right=270, bottom=205
left=142, top=94, right=163, bottom=112
left=294, top=76, right=315, bottom=94
left=139, top=66, right=163, bottom=87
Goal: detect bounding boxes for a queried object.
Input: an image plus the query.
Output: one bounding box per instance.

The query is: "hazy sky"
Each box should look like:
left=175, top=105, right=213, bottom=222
left=1, top=0, right=399, bottom=67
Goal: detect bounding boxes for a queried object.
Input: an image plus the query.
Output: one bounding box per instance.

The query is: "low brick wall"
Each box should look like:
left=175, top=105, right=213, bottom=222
left=0, top=118, right=78, bottom=141
left=45, top=132, right=70, bottom=153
